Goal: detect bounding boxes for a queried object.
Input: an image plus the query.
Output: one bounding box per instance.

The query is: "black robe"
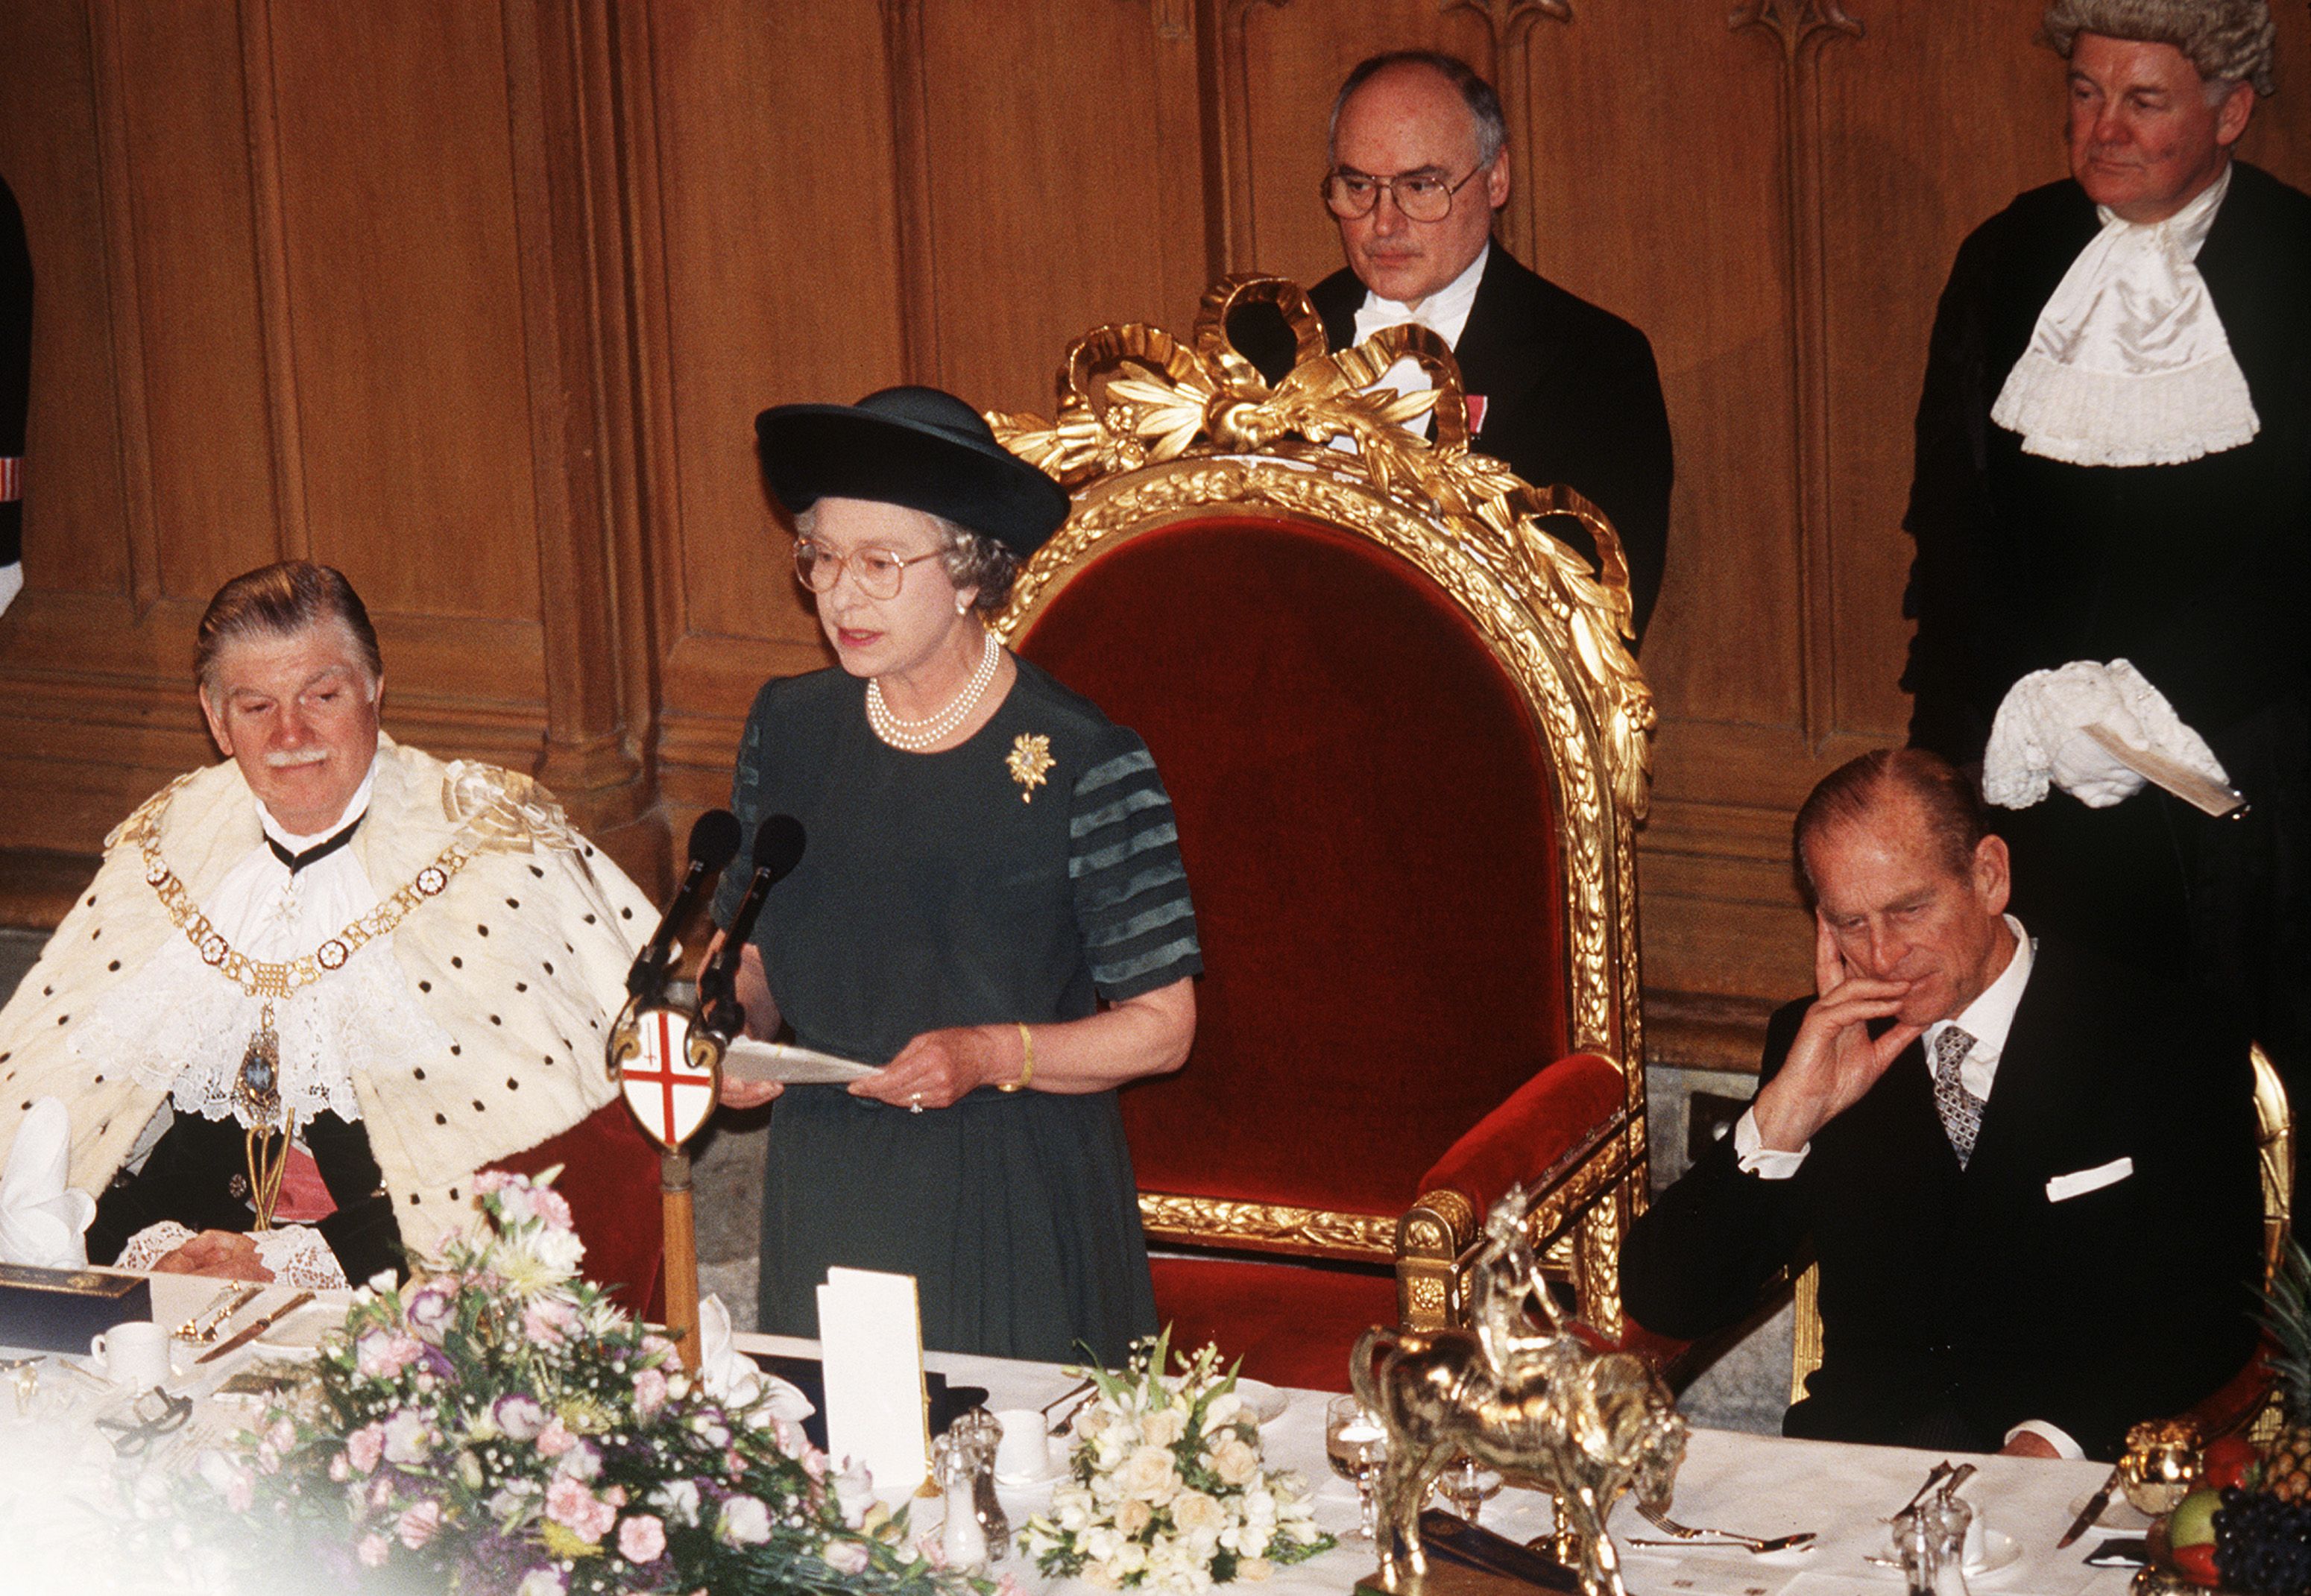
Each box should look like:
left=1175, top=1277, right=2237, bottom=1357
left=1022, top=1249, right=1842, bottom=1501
left=1900, top=162, right=2310, bottom=1127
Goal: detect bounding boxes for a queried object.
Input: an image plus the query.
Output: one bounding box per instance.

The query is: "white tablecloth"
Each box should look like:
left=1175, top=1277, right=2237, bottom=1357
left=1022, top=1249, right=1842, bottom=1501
left=737, top=1332, right=2146, bottom=1596
left=3, top=1285, right=2146, bottom=1596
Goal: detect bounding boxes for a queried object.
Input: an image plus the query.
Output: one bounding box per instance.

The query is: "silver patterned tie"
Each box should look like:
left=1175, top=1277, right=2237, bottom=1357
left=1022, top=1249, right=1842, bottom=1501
left=1931, top=1024, right=1984, bottom=1168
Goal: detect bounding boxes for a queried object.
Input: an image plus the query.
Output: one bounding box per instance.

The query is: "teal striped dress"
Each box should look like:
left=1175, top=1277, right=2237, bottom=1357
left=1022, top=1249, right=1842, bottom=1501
left=717, top=657, right=1200, bottom=1363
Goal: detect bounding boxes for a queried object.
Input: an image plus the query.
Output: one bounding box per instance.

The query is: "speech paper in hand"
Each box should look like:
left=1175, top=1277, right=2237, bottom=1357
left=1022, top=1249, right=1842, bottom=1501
left=817, top=1267, right=930, bottom=1498
left=723, top=1038, right=877, bottom=1085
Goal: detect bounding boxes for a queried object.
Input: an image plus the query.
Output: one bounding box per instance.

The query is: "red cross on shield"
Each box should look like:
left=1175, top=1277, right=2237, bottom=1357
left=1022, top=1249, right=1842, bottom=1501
left=615, top=1004, right=718, bottom=1149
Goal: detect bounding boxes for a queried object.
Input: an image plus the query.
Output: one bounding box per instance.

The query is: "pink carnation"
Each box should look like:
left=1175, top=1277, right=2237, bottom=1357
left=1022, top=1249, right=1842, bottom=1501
left=533, top=1187, right=573, bottom=1230
left=356, top=1534, right=391, bottom=1568
left=355, top=1330, right=424, bottom=1379
left=822, top=1540, right=870, bottom=1576
left=617, top=1513, right=667, bottom=1564
left=535, top=1417, right=576, bottom=1458
left=546, top=1477, right=617, bottom=1545
left=632, top=1367, right=668, bottom=1420
left=397, top=1500, right=442, bottom=1550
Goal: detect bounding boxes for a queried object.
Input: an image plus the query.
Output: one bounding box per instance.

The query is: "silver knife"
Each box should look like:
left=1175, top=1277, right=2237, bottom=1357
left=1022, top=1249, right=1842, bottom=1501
left=2056, top=1464, right=2122, bottom=1548
left=195, top=1290, right=317, bottom=1365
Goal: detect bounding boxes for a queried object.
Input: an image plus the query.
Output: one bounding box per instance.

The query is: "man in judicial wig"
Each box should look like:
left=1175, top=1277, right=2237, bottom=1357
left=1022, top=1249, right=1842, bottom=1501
left=1621, top=750, right=2263, bottom=1463
left=0, top=561, right=659, bottom=1288
left=1900, top=1, right=2308, bottom=1146
left=1235, top=51, right=1674, bottom=643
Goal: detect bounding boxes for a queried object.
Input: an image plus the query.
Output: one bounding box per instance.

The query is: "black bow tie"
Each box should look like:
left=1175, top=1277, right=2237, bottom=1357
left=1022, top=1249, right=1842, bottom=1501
left=266, top=810, right=366, bottom=876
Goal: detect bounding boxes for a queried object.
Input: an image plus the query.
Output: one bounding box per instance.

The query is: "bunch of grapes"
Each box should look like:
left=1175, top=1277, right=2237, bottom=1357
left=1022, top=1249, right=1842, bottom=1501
left=2212, top=1486, right=2311, bottom=1595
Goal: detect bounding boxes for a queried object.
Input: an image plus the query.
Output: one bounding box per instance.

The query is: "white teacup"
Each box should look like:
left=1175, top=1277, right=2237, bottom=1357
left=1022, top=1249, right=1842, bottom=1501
left=993, top=1407, right=1052, bottom=1480
left=90, top=1320, right=173, bottom=1390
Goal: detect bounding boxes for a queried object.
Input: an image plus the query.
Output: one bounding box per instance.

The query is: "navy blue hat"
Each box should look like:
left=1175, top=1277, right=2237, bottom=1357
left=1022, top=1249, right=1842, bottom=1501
left=754, top=385, right=1071, bottom=558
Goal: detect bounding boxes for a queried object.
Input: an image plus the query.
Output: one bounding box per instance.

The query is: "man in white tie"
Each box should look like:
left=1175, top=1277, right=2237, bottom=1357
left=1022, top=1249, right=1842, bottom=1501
left=1622, top=748, right=2263, bottom=1463
left=1900, top=1, right=2307, bottom=1146
left=0, top=561, right=660, bottom=1288
left=1239, top=51, right=1674, bottom=644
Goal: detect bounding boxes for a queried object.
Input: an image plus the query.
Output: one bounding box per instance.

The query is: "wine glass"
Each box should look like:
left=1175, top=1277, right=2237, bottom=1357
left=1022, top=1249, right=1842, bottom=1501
left=1435, top=1451, right=1502, bottom=1526
left=1325, top=1394, right=1389, bottom=1542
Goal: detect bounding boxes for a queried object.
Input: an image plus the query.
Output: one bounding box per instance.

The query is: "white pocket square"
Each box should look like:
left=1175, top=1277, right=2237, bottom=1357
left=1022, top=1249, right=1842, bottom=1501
left=2046, top=1157, right=2133, bottom=1202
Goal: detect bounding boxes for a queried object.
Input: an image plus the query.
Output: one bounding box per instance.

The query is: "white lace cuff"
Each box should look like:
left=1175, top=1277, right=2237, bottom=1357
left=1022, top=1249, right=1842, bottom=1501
left=113, top=1220, right=350, bottom=1292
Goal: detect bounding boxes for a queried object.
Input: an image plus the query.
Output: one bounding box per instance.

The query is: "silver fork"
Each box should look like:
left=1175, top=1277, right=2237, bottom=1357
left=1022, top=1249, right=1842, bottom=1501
left=1633, top=1502, right=1818, bottom=1554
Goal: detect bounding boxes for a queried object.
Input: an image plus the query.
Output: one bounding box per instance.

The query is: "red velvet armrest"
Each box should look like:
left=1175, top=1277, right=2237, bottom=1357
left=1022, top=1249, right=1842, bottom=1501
left=2178, top=1337, right=2276, bottom=1440
left=1417, top=1051, right=1626, bottom=1220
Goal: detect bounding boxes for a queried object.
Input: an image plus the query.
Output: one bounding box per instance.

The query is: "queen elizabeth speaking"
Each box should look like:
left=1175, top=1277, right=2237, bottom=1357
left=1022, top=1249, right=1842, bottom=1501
left=713, top=385, right=1202, bottom=1364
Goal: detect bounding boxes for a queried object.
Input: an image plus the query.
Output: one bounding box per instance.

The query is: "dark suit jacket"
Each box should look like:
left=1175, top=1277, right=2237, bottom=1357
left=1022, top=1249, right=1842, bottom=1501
left=1236, top=246, right=1674, bottom=643
left=1621, top=936, right=2263, bottom=1461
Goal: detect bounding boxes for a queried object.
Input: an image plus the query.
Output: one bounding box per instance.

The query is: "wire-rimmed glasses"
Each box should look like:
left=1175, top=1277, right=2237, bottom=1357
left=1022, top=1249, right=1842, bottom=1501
left=792, top=538, right=944, bottom=601
left=1320, top=165, right=1486, bottom=223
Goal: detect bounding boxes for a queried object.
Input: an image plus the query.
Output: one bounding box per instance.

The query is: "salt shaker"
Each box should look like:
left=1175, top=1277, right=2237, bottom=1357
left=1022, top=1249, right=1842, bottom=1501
left=933, top=1432, right=989, bottom=1571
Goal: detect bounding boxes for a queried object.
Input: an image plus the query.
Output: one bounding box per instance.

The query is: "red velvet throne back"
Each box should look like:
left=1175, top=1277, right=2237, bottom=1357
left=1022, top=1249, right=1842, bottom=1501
left=1017, top=514, right=1589, bottom=1388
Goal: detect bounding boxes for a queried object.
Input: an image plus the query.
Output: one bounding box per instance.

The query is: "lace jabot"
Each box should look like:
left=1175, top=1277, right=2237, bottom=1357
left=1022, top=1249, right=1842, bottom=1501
left=1991, top=163, right=2258, bottom=467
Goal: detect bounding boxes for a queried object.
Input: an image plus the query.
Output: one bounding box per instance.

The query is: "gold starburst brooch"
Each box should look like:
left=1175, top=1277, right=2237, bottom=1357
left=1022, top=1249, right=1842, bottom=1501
left=1006, top=734, right=1055, bottom=803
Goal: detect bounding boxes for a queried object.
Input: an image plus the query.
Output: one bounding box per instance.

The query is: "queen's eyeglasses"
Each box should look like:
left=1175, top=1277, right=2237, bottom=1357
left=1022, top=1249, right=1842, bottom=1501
left=792, top=538, right=945, bottom=601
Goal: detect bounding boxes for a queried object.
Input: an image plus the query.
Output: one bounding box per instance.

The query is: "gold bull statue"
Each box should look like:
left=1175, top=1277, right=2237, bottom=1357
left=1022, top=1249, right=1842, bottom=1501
left=1350, top=1188, right=1686, bottom=1596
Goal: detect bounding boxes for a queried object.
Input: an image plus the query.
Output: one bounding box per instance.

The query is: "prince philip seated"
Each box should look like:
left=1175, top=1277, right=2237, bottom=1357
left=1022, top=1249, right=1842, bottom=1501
left=1621, top=749, right=2263, bottom=1462
left=0, top=561, right=658, bottom=1289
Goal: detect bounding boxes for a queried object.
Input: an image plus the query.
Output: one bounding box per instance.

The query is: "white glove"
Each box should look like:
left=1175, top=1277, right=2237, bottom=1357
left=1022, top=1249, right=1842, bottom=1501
left=1983, top=659, right=2228, bottom=810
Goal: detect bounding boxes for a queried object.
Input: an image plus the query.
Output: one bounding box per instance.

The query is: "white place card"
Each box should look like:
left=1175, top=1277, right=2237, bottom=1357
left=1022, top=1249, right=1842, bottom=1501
left=816, top=1266, right=930, bottom=1498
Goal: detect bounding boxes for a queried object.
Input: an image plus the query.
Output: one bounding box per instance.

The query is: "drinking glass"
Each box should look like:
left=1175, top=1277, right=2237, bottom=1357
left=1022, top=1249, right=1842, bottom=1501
left=1436, top=1452, right=1502, bottom=1525
left=1325, top=1395, right=1389, bottom=1541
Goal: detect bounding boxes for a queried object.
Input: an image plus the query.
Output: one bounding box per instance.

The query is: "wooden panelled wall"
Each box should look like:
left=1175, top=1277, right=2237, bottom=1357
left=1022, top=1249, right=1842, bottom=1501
left=1, top=1, right=2305, bottom=1044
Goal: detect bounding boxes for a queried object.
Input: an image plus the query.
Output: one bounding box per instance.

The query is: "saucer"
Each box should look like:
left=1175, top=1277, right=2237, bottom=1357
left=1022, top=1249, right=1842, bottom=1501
left=997, top=1450, right=1071, bottom=1489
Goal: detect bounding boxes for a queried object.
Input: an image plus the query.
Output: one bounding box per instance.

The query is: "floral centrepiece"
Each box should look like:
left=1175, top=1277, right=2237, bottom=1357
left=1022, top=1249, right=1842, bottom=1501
left=136, top=1170, right=986, bottom=1596
left=1021, top=1330, right=1332, bottom=1591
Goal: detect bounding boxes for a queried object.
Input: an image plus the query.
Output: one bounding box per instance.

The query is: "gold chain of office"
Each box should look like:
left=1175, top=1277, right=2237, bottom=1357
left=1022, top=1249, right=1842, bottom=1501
left=122, top=772, right=478, bottom=1000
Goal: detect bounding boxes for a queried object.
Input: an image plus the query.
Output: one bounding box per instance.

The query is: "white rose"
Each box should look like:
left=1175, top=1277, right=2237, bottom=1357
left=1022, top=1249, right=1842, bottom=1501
left=1120, top=1444, right=1181, bottom=1503
left=1205, top=1392, right=1243, bottom=1428
left=1116, top=1498, right=1154, bottom=1537
left=1171, top=1490, right=1226, bottom=1536
left=1240, top=1556, right=1274, bottom=1581
left=1210, top=1435, right=1261, bottom=1489
left=1141, top=1407, right=1187, bottom=1448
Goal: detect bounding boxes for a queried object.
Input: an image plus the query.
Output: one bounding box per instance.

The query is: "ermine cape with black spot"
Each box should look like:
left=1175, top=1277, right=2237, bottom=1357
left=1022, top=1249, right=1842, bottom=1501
left=0, top=736, right=658, bottom=1263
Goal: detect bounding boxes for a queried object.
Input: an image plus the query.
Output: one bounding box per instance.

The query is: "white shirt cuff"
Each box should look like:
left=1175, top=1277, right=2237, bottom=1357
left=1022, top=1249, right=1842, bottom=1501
left=1733, top=1108, right=1810, bottom=1179
left=2005, top=1419, right=2085, bottom=1460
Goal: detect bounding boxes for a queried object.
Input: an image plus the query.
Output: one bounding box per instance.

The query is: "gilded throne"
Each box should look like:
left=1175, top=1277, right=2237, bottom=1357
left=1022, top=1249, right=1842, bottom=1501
left=986, top=278, right=1655, bottom=1390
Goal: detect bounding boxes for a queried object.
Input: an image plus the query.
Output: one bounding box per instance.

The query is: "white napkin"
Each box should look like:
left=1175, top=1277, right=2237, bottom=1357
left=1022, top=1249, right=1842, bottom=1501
left=1984, top=659, right=2229, bottom=810
left=0, top=1099, right=98, bottom=1268
left=696, top=1293, right=813, bottom=1422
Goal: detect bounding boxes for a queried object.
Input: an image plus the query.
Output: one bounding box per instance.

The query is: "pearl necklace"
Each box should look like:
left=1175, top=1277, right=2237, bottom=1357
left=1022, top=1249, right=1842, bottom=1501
left=866, top=631, right=1001, bottom=751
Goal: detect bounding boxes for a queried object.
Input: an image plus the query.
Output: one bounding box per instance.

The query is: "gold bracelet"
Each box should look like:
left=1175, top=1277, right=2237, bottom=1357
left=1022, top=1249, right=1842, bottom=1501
left=999, top=1021, right=1035, bottom=1093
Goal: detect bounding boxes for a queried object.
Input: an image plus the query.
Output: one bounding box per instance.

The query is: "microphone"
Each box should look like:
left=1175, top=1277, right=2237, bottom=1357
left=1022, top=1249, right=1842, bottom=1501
left=625, top=809, right=743, bottom=1000
left=696, top=813, right=807, bottom=1038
